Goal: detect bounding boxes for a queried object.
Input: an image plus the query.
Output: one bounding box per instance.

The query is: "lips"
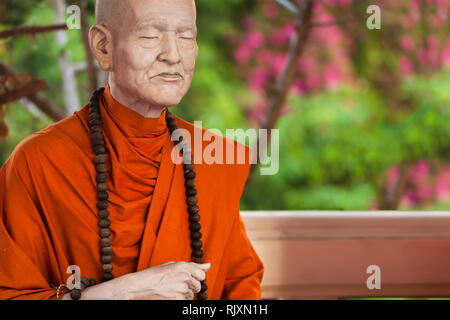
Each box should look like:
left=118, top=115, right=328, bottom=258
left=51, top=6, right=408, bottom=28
left=157, top=72, right=183, bottom=80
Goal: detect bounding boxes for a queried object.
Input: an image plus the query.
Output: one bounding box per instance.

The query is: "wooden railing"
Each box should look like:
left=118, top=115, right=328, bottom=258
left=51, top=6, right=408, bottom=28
left=241, top=211, right=450, bottom=299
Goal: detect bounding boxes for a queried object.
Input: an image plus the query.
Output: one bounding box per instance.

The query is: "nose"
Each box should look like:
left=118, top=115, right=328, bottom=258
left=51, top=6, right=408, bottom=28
left=158, top=32, right=181, bottom=65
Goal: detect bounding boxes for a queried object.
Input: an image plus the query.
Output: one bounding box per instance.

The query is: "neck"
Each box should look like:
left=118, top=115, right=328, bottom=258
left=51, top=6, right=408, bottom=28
left=107, top=81, right=166, bottom=119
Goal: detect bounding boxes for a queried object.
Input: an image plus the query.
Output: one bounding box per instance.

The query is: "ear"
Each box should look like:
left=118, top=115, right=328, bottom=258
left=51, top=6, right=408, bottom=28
left=89, top=24, right=114, bottom=72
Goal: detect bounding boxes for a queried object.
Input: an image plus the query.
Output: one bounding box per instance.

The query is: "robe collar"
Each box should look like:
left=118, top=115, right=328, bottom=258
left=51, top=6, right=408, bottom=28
left=101, top=85, right=168, bottom=138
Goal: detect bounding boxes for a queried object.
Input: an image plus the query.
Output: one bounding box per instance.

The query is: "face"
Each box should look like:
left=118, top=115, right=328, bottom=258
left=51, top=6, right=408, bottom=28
left=109, top=0, right=198, bottom=108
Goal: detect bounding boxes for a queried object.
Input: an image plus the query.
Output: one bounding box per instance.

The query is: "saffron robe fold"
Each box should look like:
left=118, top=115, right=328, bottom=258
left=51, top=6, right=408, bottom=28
left=0, top=86, right=264, bottom=300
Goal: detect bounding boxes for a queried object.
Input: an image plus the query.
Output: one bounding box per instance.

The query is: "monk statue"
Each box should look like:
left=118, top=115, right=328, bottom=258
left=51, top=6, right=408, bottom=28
left=0, top=0, right=264, bottom=300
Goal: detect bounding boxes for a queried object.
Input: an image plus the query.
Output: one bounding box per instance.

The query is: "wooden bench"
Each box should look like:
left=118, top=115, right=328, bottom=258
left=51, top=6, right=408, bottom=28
left=241, top=211, right=450, bottom=299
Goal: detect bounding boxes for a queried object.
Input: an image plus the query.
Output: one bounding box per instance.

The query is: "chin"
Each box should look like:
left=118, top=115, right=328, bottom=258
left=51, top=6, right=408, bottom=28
left=145, top=90, right=183, bottom=107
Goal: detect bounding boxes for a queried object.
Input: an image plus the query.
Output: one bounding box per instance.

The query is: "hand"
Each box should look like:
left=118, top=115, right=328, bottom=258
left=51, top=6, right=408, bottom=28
left=63, top=261, right=211, bottom=300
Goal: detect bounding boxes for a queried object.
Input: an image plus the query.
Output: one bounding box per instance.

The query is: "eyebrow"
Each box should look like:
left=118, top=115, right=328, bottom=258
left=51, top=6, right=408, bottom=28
left=135, top=19, right=197, bottom=34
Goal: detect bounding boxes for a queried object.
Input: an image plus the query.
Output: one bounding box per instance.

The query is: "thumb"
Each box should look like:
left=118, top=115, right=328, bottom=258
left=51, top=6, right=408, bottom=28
left=198, top=263, right=211, bottom=272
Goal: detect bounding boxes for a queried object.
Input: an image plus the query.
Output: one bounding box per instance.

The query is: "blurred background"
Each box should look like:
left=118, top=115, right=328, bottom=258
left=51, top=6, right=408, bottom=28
left=1, top=0, right=449, bottom=212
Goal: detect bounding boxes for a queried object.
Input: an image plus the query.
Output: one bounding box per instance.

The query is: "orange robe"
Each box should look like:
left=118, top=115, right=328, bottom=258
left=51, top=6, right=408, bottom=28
left=0, top=86, right=264, bottom=300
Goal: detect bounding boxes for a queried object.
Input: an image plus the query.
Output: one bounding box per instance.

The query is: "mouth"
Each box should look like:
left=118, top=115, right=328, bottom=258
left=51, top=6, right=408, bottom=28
left=156, top=72, right=183, bottom=81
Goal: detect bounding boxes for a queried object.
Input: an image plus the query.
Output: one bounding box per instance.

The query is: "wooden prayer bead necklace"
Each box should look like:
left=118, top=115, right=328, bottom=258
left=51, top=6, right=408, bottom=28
left=70, top=87, right=208, bottom=300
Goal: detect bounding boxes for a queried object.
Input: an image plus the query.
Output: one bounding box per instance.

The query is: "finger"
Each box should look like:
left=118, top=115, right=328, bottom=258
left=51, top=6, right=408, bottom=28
left=184, top=274, right=201, bottom=293
left=187, top=265, right=206, bottom=282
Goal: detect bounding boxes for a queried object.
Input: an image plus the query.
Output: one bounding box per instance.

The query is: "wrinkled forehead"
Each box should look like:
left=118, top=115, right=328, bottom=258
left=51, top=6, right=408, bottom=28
left=127, top=0, right=197, bottom=31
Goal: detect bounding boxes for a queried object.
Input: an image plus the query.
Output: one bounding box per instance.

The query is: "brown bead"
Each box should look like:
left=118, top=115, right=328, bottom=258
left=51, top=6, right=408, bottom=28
left=98, top=219, right=111, bottom=229
left=89, top=113, right=100, bottom=122
left=101, top=255, right=113, bottom=264
left=193, top=249, right=203, bottom=258
left=189, top=214, right=200, bottom=223
left=184, top=163, right=195, bottom=171
left=191, top=240, right=202, bottom=249
left=102, top=264, right=113, bottom=273
left=90, top=119, right=101, bottom=127
left=99, top=228, right=112, bottom=238
left=92, top=131, right=102, bottom=139
left=92, top=138, right=105, bottom=147
left=101, top=246, right=113, bottom=255
left=80, top=277, right=90, bottom=287
left=96, top=164, right=107, bottom=173
left=194, top=258, right=204, bottom=264
left=103, top=272, right=114, bottom=281
left=188, top=205, right=199, bottom=215
left=97, top=200, right=109, bottom=210
left=187, top=196, right=198, bottom=206
left=94, top=146, right=106, bottom=154
left=98, top=191, right=109, bottom=201
left=167, top=117, right=177, bottom=128
left=189, top=223, right=201, bottom=232
left=100, top=237, right=112, bottom=247
left=184, top=170, right=196, bottom=180
left=88, top=278, right=97, bottom=287
left=96, top=173, right=108, bottom=183
left=185, top=179, right=196, bottom=188
left=89, top=105, right=99, bottom=113
left=95, top=154, right=106, bottom=164
left=201, top=282, right=208, bottom=292
left=70, top=289, right=82, bottom=300
left=186, top=188, right=197, bottom=197
left=197, top=292, right=208, bottom=300
left=98, top=209, right=109, bottom=219
left=190, top=231, right=202, bottom=240
left=90, top=126, right=102, bottom=134
left=97, top=183, right=108, bottom=192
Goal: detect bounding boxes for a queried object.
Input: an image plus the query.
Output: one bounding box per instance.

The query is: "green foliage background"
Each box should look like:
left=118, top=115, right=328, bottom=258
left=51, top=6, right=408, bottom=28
left=1, top=0, right=449, bottom=211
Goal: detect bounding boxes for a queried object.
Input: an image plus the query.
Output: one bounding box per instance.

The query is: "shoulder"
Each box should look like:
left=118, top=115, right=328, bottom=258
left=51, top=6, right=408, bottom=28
left=174, top=115, right=253, bottom=200
left=7, top=106, right=91, bottom=174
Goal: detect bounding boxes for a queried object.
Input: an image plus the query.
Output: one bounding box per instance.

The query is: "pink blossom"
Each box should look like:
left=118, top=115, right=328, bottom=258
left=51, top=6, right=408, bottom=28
left=324, top=63, right=340, bottom=89
left=400, top=56, right=414, bottom=75
left=409, top=160, right=429, bottom=184
left=249, top=109, right=266, bottom=127
left=304, top=71, right=322, bottom=90
left=416, top=180, right=434, bottom=202
left=442, top=42, right=450, bottom=68
left=298, top=56, right=314, bottom=73
left=270, top=22, right=295, bottom=47
left=292, top=79, right=307, bottom=94
left=400, top=35, right=414, bottom=51
left=235, top=46, right=253, bottom=65
left=262, top=2, right=279, bottom=19
left=436, top=171, right=450, bottom=201
left=402, top=190, right=419, bottom=206
left=387, top=166, right=399, bottom=190
left=249, top=67, right=272, bottom=89
left=271, top=53, right=287, bottom=76
left=245, top=32, right=266, bottom=50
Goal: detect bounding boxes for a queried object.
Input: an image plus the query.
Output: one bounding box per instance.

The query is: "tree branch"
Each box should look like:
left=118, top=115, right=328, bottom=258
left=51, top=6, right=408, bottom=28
left=0, top=61, right=65, bottom=121
left=75, top=0, right=98, bottom=93
left=246, top=0, right=315, bottom=184
left=0, top=24, right=68, bottom=39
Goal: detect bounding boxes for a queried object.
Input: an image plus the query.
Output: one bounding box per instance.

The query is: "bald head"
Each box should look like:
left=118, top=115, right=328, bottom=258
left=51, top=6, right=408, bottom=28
left=95, top=0, right=196, bottom=36
left=95, top=0, right=128, bottom=34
